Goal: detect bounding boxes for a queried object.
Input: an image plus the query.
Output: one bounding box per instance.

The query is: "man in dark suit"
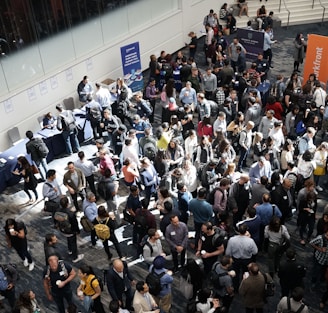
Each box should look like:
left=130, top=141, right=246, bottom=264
left=106, top=259, right=136, bottom=311
left=271, top=178, right=294, bottom=224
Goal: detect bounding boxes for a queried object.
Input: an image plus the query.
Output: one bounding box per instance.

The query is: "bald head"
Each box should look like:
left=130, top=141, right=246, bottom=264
left=113, top=259, right=124, bottom=272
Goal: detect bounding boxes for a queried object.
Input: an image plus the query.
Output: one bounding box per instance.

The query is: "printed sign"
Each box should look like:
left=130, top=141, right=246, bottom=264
left=120, top=42, right=143, bottom=92
left=237, top=28, right=265, bottom=61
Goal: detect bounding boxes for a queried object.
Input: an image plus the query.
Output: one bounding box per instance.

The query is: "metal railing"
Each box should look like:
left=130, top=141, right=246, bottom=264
left=317, top=0, right=327, bottom=24
left=278, top=0, right=290, bottom=28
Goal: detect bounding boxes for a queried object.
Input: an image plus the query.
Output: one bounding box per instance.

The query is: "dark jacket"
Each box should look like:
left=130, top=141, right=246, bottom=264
left=106, top=262, right=133, bottom=301
left=26, top=137, right=48, bottom=162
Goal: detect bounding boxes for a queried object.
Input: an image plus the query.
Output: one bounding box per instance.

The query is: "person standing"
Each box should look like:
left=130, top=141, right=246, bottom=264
left=165, top=215, right=189, bottom=272
left=189, top=188, right=213, bottom=248
left=106, top=259, right=136, bottom=311
left=228, top=37, right=246, bottom=73
left=75, top=151, right=97, bottom=198
left=225, top=224, right=258, bottom=290
left=145, top=78, right=159, bottom=123
left=237, top=121, right=254, bottom=172
left=187, top=31, right=198, bottom=59
left=4, top=218, right=34, bottom=271
left=25, top=130, right=48, bottom=181
left=77, top=75, right=93, bottom=104
left=44, top=233, right=61, bottom=265
left=196, top=222, right=225, bottom=274
left=140, top=157, right=159, bottom=202
left=149, top=256, right=173, bottom=313
left=277, top=287, right=309, bottom=313
left=42, top=169, right=62, bottom=214
left=263, top=26, right=277, bottom=68
left=239, top=262, right=271, bottom=313
left=133, top=281, right=160, bottom=313
left=143, top=228, right=167, bottom=265
left=12, top=156, right=39, bottom=203
left=14, top=290, right=43, bottom=313
left=293, top=33, right=307, bottom=72
left=56, top=104, right=80, bottom=156
left=76, top=264, right=106, bottom=313
left=0, top=263, right=18, bottom=308
left=43, top=254, right=76, bottom=313
left=278, top=248, right=306, bottom=297
left=95, top=82, right=111, bottom=111
left=63, top=161, right=86, bottom=212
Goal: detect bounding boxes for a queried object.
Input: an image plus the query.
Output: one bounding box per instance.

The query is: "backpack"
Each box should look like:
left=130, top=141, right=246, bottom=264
left=60, top=111, right=76, bottom=131
left=143, top=141, right=157, bottom=161
left=295, top=121, right=306, bottom=136
left=94, top=217, right=110, bottom=241
left=262, top=272, right=275, bottom=298
left=146, top=268, right=165, bottom=296
left=211, top=227, right=229, bottom=249
left=90, top=106, right=101, bottom=121
left=90, top=275, right=104, bottom=292
left=231, top=130, right=246, bottom=154
left=135, top=213, right=148, bottom=233
left=54, top=211, right=72, bottom=234
left=207, top=187, right=224, bottom=205
left=208, top=262, right=228, bottom=290
left=162, top=63, right=173, bottom=78
left=282, top=297, right=305, bottom=313
left=294, top=136, right=308, bottom=157
left=0, top=266, right=8, bottom=291
left=34, top=138, right=49, bottom=158
left=80, top=216, right=94, bottom=233
left=140, top=235, right=154, bottom=256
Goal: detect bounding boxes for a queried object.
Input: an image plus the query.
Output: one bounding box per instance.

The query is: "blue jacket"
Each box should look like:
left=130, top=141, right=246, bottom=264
left=256, top=202, right=282, bottom=226
left=149, top=266, right=173, bottom=298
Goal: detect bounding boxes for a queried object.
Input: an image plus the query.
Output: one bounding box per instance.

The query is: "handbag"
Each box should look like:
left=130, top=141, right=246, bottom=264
left=179, top=274, right=193, bottom=300
left=314, top=165, right=325, bottom=176
left=31, top=164, right=39, bottom=174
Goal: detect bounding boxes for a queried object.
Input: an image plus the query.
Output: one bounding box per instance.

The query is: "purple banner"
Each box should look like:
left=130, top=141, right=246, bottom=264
left=237, top=28, right=264, bottom=62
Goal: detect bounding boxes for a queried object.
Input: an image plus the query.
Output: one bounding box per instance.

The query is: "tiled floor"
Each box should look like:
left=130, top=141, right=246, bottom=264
left=0, top=21, right=328, bottom=313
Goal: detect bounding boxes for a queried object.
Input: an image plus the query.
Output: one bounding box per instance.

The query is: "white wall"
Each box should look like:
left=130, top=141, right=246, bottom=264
left=0, top=0, right=221, bottom=152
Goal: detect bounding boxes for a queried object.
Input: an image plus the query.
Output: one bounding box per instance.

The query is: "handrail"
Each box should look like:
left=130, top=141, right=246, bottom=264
left=278, top=0, right=290, bottom=28
left=317, top=0, right=327, bottom=24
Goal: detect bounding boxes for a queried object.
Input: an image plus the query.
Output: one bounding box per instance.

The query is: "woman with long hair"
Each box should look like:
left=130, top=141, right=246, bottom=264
left=77, top=264, right=105, bottom=313
left=197, top=116, right=213, bottom=139
left=223, top=162, right=240, bottom=183
left=293, top=33, right=307, bottom=72
left=165, top=138, right=185, bottom=170
left=12, top=156, right=38, bottom=203
left=161, top=78, right=176, bottom=123
left=280, top=139, right=294, bottom=174
left=252, top=131, right=264, bottom=161
left=5, top=218, right=34, bottom=271
left=226, top=111, right=245, bottom=139
left=264, top=216, right=290, bottom=278
left=170, top=114, right=183, bottom=143
left=153, top=149, right=169, bottom=178
left=298, top=191, right=317, bottom=245
left=195, top=136, right=213, bottom=168
left=14, top=290, right=42, bottom=313
left=216, top=139, right=236, bottom=163
left=184, top=130, right=198, bottom=162
left=182, top=159, right=198, bottom=198
left=313, top=142, right=328, bottom=191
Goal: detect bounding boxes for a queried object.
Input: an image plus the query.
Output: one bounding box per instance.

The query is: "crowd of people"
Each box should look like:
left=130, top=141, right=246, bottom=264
left=1, top=5, right=328, bottom=313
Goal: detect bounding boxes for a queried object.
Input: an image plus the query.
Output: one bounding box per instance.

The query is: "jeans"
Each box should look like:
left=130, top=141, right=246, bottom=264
left=52, top=289, right=73, bottom=313
left=238, top=147, right=249, bottom=170
left=35, top=158, right=48, bottom=180
left=67, top=234, right=78, bottom=259
left=62, top=130, right=80, bottom=154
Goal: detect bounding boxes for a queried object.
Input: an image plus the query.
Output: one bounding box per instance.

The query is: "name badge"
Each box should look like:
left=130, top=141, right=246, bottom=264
left=171, top=231, right=176, bottom=236
left=201, top=236, right=205, bottom=241
left=283, top=196, right=287, bottom=200
left=59, top=271, right=65, bottom=276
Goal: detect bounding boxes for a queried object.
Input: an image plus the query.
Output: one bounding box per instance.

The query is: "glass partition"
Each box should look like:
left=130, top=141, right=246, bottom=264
left=0, top=0, right=179, bottom=93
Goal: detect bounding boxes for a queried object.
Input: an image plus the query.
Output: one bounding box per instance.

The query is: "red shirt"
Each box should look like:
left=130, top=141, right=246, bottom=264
left=266, top=102, right=284, bottom=120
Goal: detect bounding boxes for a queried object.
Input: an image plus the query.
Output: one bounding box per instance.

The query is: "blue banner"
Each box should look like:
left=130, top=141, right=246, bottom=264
left=237, top=28, right=264, bottom=62
left=120, top=42, right=143, bottom=92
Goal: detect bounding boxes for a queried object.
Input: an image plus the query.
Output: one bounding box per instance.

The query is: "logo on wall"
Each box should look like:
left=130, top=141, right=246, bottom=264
left=120, top=42, right=143, bottom=92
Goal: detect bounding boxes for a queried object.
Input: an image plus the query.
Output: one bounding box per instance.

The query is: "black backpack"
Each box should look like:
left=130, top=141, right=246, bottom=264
left=207, top=187, right=224, bottom=205
left=134, top=212, right=148, bottom=233
left=208, top=262, right=228, bottom=290
left=231, top=130, right=246, bottom=154
left=146, top=268, right=165, bottom=296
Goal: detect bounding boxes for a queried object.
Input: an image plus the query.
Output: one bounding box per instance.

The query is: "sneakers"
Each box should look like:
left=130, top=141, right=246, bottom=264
left=68, top=250, right=73, bottom=255
left=72, top=254, right=84, bottom=263
left=316, top=186, right=323, bottom=192
left=28, top=262, right=35, bottom=271
left=23, top=258, right=29, bottom=267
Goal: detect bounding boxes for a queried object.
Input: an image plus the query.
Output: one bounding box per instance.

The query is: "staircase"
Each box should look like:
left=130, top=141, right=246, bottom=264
left=233, top=0, right=328, bottom=28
